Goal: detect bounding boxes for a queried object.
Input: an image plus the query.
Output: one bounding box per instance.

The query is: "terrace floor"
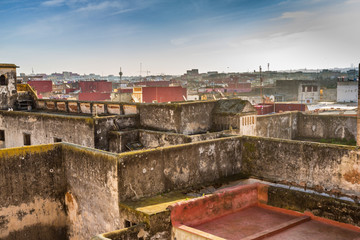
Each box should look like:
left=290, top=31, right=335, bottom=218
left=191, top=205, right=360, bottom=240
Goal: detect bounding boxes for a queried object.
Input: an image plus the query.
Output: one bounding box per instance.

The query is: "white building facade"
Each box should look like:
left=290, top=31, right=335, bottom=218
left=337, top=81, right=358, bottom=103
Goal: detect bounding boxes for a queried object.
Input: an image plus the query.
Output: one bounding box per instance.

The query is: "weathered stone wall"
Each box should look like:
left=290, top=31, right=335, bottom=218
left=109, top=129, right=231, bottom=153
left=267, top=186, right=360, bottom=226
left=170, top=183, right=266, bottom=227
left=0, top=67, right=17, bottom=110
left=0, top=143, right=122, bottom=240
left=0, top=111, right=95, bottom=149
left=63, top=144, right=121, bottom=240
left=117, top=136, right=243, bottom=201
left=256, top=112, right=298, bottom=139
left=108, top=130, right=139, bottom=153
left=139, top=104, right=181, bottom=133
left=92, top=224, right=146, bottom=240
left=0, top=145, right=67, bottom=240
left=94, top=114, right=139, bottom=151
left=2, top=134, right=360, bottom=239
left=179, top=102, right=215, bottom=134
left=189, top=131, right=231, bottom=142
left=241, top=136, right=360, bottom=197
left=139, top=101, right=215, bottom=134
left=256, top=112, right=356, bottom=142
left=139, top=130, right=192, bottom=148
left=297, top=113, right=356, bottom=141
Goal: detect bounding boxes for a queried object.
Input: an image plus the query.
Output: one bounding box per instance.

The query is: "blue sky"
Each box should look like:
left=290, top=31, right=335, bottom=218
left=1, top=0, right=359, bottom=76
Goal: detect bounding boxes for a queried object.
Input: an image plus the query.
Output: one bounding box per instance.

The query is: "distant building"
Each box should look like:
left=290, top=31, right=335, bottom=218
left=133, top=81, right=171, bottom=87
left=205, top=82, right=251, bottom=93
left=186, top=69, right=199, bottom=75
left=78, top=92, right=111, bottom=101
left=28, top=80, right=53, bottom=94
left=132, top=86, right=187, bottom=103
left=79, top=80, right=112, bottom=93
left=255, top=103, right=308, bottom=115
left=337, top=81, right=358, bottom=103
left=276, top=80, right=320, bottom=103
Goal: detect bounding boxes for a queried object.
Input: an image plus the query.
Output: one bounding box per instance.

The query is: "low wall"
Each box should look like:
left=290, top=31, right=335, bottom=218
left=139, top=101, right=215, bottom=134
left=117, top=136, right=243, bottom=201
left=0, top=144, right=67, bottom=240
left=189, top=131, right=231, bottom=142
left=241, top=136, right=360, bottom=197
left=92, top=225, right=145, bottom=240
left=256, top=112, right=298, bottom=139
left=297, top=114, right=356, bottom=141
left=0, top=143, right=122, bottom=240
left=0, top=111, right=95, bottom=149
left=179, top=102, right=215, bottom=134
left=256, top=112, right=356, bottom=142
left=94, top=115, right=139, bottom=151
left=109, top=129, right=231, bottom=153
left=139, top=104, right=180, bottom=133
left=108, top=130, right=139, bottom=153
left=139, top=129, right=191, bottom=148
left=35, top=99, right=138, bottom=116
left=2, top=132, right=360, bottom=239
left=267, top=186, right=360, bottom=226
left=63, top=144, right=121, bottom=240
left=169, top=184, right=266, bottom=227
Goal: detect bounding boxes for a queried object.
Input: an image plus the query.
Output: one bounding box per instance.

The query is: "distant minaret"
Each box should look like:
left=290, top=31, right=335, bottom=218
left=32, top=67, right=34, bottom=75
left=260, top=65, right=263, bottom=104
left=119, top=67, right=123, bottom=81
left=140, top=63, right=142, bottom=78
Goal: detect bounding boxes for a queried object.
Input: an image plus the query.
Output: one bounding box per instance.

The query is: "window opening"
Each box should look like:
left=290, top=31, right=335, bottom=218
left=0, top=75, right=6, bottom=85
left=0, top=130, right=4, bottom=141
left=24, top=133, right=31, bottom=146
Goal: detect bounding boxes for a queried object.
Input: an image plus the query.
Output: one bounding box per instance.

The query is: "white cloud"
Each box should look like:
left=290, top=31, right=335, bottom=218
left=279, top=11, right=312, bottom=19
left=42, top=0, right=66, bottom=7
left=75, top=1, right=122, bottom=12
left=171, top=38, right=191, bottom=46
left=346, top=0, right=360, bottom=4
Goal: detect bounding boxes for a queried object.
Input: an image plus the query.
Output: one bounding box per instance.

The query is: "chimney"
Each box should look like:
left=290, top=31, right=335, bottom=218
left=357, top=63, right=360, bottom=146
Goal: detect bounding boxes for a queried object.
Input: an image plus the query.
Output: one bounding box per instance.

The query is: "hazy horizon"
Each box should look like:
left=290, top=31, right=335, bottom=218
left=1, top=0, right=359, bottom=76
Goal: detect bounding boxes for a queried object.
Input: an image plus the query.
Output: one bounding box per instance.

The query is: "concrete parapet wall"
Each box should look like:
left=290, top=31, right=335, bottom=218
left=139, top=101, right=216, bottom=134
left=256, top=112, right=356, bottom=142
left=117, top=136, right=243, bottom=201
left=241, top=136, right=360, bottom=197
left=0, top=144, right=67, bottom=240
left=0, top=110, right=95, bottom=149
left=256, top=112, right=298, bottom=139
left=94, top=115, right=139, bottom=151
left=108, top=130, right=139, bottom=153
left=138, top=129, right=192, bottom=148
left=2, top=133, right=360, bottom=239
left=169, top=183, right=267, bottom=227
left=108, top=129, right=230, bottom=153
left=267, top=185, right=360, bottom=226
left=297, top=113, right=356, bottom=141
left=0, top=111, right=138, bottom=151
left=35, top=99, right=138, bottom=116
left=63, top=144, right=121, bottom=240
left=0, top=143, right=121, bottom=240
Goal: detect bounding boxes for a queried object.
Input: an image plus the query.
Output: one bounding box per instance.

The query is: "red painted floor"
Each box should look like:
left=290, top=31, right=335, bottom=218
left=193, top=206, right=296, bottom=239
left=192, top=206, right=360, bottom=240
left=264, top=220, right=360, bottom=240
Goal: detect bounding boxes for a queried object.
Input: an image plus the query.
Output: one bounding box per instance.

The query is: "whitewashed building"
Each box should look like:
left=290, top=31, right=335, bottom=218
left=337, top=81, right=358, bottom=103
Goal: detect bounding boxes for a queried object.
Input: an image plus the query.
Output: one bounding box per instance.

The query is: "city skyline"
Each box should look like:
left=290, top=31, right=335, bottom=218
left=1, top=0, right=359, bottom=76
